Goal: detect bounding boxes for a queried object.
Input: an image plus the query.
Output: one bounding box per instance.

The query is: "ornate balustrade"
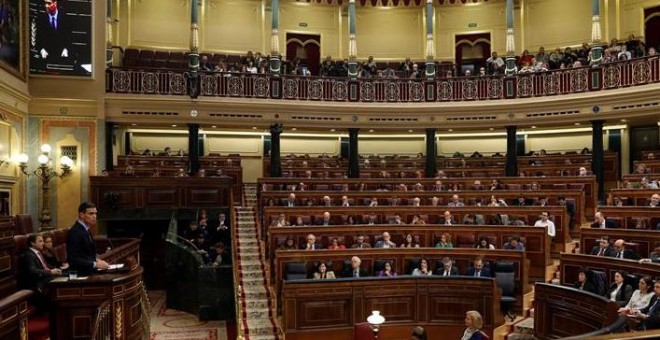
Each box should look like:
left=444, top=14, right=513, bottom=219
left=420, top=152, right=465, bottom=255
left=106, top=56, right=660, bottom=102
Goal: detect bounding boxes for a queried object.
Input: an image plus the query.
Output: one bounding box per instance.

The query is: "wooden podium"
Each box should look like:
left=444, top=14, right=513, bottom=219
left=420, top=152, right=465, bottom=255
left=48, top=266, right=148, bottom=340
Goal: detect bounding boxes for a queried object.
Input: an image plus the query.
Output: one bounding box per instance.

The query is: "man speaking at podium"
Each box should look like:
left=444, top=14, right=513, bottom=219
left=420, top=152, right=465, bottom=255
left=66, top=202, right=110, bottom=275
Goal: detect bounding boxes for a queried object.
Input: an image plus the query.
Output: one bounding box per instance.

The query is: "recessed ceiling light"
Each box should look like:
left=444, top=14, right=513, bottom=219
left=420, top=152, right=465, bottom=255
left=211, top=125, right=217, bottom=128
left=531, top=126, right=537, bottom=129
left=489, top=128, right=494, bottom=131
left=330, top=129, right=336, bottom=132
left=574, top=122, right=581, bottom=126
left=620, top=119, right=627, bottom=123
left=172, top=124, right=177, bottom=127
left=252, top=126, right=257, bottom=130
left=131, top=123, right=137, bottom=126
left=408, top=129, right=413, bottom=132
left=369, top=129, right=374, bottom=132
left=448, top=129, right=453, bottom=132
left=291, top=127, right=297, bottom=131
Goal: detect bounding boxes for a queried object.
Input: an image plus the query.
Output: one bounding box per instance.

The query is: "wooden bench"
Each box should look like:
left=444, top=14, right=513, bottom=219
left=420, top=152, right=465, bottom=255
left=608, top=189, right=658, bottom=206
left=594, top=206, right=660, bottom=230
left=274, top=248, right=530, bottom=314
left=260, top=189, right=585, bottom=225
left=282, top=276, right=503, bottom=340
left=560, top=253, right=660, bottom=286
left=263, top=206, right=569, bottom=253
left=269, top=225, right=550, bottom=282
left=580, top=228, right=660, bottom=258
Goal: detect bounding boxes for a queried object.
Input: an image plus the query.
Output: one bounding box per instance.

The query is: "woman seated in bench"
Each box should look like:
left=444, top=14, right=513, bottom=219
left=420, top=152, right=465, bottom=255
left=43, top=235, right=69, bottom=270
left=607, top=270, right=633, bottom=307
left=312, top=262, right=335, bottom=279
left=412, top=258, right=432, bottom=276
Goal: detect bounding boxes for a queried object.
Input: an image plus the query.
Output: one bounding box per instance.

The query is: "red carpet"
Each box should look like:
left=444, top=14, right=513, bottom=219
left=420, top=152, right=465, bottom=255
left=28, top=313, right=49, bottom=340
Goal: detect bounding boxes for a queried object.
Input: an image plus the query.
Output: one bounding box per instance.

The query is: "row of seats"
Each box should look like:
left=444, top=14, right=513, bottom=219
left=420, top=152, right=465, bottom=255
left=122, top=49, right=248, bottom=70
left=277, top=233, right=524, bottom=249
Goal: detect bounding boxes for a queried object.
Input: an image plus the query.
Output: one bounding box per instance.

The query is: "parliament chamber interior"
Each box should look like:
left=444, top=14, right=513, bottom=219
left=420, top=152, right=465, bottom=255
left=1, top=0, right=660, bottom=339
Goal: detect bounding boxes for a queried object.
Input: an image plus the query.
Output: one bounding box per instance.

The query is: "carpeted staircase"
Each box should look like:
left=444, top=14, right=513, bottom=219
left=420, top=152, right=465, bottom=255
left=234, top=184, right=280, bottom=339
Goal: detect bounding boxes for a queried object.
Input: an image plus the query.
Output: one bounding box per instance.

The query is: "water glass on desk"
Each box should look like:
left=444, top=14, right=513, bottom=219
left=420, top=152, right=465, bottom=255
left=68, top=270, right=78, bottom=280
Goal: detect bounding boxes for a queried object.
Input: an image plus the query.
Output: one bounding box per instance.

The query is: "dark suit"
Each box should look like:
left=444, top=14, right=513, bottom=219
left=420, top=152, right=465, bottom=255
left=35, top=9, right=71, bottom=64
left=639, top=295, right=660, bottom=330
left=300, top=243, right=323, bottom=250
left=66, top=221, right=97, bottom=275
left=590, top=245, right=616, bottom=257
left=345, top=268, right=368, bottom=278
left=467, top=267, right=491, bottom=278
left=590, top=220, right=616, bottom=228
left=23, top=249, right=53, bottom=310
left=613, top=249, right=641, bottom=260
left=436, top=266, right=459, bottom=276
left=607, top=283, right=633, bottom=307
left=351, top=243, right=371, bottom=249
left=575, top=281, right=597, bottom=294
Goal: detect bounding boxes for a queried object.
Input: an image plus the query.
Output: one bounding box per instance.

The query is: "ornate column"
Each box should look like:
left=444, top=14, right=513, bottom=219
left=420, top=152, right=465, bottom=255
left=505, top=0, right=516, bottom=76
left=106, top=0, right=113, bottom=68
left=347, top=0, right=358, bottom=79
left=591, top=120, right=605, bottom=203
left=425, top=128, right=437, bottom=178
left=188, top=124, right=200, bottom=175
left=506, top=126, right=518, bottom=176
left=425, top=0, right=436, bottom=79
left=270, top=124, right=283, bottom=177
left=269, top=0, right=281, bottom=75
left=105, top=122, right=115, bottom=171
left=187, top=0, right=200, bottom=98
left=590, top=0, right=603, bottom=66
left=348, top=128, right=360, bottom=178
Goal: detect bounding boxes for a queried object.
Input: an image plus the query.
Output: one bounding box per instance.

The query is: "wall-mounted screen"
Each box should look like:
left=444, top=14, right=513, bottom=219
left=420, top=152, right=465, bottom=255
left=29, top=0, right=92, bottom=76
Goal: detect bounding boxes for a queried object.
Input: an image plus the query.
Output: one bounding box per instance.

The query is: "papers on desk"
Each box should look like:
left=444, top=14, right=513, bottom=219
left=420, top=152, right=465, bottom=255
left=52, top=276, right=88, bottom=282
left=109, top=263, right=125, bottom=270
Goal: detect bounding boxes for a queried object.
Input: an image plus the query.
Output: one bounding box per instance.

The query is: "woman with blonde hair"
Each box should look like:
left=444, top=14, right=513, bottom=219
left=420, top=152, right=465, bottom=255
left=461, top=310, right=486, bottom=340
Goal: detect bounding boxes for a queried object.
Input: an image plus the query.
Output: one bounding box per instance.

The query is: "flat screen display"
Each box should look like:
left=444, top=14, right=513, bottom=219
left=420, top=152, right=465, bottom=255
left=29, top=0, right=92, bottom=76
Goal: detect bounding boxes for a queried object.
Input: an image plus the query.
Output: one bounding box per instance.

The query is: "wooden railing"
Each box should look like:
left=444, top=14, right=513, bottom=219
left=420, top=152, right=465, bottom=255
left=91, top=300, right=112, bottom=340
left=106, top=56, right=660, bottom=102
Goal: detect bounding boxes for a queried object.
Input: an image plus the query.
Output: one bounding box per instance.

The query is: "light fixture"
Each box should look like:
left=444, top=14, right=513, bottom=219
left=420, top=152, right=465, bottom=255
left=190, top=109, right=199, bottom=117
left=367, top=311, right=385, bottom=339
left=17, top=144, right=73, bottom=231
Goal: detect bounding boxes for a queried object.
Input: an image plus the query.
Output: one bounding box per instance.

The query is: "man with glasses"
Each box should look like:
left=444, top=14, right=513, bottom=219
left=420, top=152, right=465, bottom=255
left=351, top=235, right=371, bottom=249
left=534, top=211, right=556, bottom=237
left=301, top=234, right=322, bottom=250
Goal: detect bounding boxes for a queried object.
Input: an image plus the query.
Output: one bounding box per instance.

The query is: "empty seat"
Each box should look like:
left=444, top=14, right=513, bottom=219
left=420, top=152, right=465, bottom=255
left=285, top=262, right=308, bottom=280
left=123, top=48, right=139, bottom=68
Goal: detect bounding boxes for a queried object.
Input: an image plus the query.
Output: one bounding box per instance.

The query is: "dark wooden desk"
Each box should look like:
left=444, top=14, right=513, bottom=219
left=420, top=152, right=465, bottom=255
left=275, top=248, right=529, bottom=313
left=534, top=283, right=621, bottom=339
left=282, top=276, right=504, bottom=340
left=269, top=225, right=549, bottom=281
left=580, top=228, right=660, bottom=259
left=595, top=206, right=660, bottom=229
left=49, top=267, right=147, bottom=340
left=609, top=189, right=658, bottom=206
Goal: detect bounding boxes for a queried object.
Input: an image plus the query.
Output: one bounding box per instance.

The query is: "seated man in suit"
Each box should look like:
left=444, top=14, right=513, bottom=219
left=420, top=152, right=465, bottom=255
left=345, top=256, right=368, bottom=278
left=466, top=258, right=491, bottom=278
left=442, top=210, right=456, bottom=225
left=316, top=211, right=332, bottom=226
left=436, top=257, right=459, bottom=276
left=66, top=202, right=110, bottom=275
left=351, top=235, right=371, bottom=249
left=612, top=239, right=641, bottom=260
left=375, top=232, right=396, bottom=248
left=634, top=281, right=660, bottom=330
left=24, top=234, right=62, bottom=311
left=590, top=236, right=616, bottom=257
left=503, top=236, right=525, bottom=250
left=591, top=212, right=616, bottom=228
left=301, top=234, right=322, bottom=250
left=282, top=193, right=297, bottom=207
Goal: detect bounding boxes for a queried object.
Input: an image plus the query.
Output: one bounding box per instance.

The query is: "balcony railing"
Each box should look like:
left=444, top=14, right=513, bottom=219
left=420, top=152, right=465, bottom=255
left=106, top=56, right=660, bottom=102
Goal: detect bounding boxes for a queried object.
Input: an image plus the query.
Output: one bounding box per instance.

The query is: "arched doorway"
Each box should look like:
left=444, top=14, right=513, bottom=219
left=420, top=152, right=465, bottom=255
left=285, top=33, right=321, bottom=76
left=645, top=6, right=660, bottom=51
left=455, top=33, right=491, bottom=76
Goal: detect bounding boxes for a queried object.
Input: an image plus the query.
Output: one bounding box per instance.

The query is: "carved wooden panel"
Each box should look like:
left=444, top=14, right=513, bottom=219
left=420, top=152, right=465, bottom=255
left=297, top=300, right=351, bottom=329
left=187, top=188, right=223, bottom=205
left=144, top=189, right=179, bottom=206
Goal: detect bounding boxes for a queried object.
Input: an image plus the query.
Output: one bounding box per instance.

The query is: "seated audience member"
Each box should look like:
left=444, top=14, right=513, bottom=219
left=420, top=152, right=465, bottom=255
left=301, top=234, right=322, bottom=250
left=43, top=235, right=68, bottom=270
left=340, top=195, right=351, bottom=207
left=390, top=214, right=404, bottom=225
left=346, top=256, right=368, bottom=278
left=366, top=213, right=378, bottom=225
left=273, top=213, right=290, bottom=228
left=591, top=236, right=616, bottom=257
left=352, top=235, right=372, bottom=249
left=442, top=211, right=456, bottom=225
left=321, top=195, right=333, bottom=207
left=401, top=233, right=420, bottom=248
left=620, top=276, right=654, bottom=314
left=211, top=212, right=230, bottom=243
left=411, top=215, right=427, bottom=225
left=377, top=261, right=397, bottom=277
left=534, top=212, right=556, bottom=237
left=209, top=242, right=230, bottom=266
left=613, top=239, right=641, bottom=260
left=476, top=236, right=495, bottom=250
left=368, top=197, right=379, bottom=207
left=313, top=262, right=336, bottom=279
left=183, top=220, right=206, bottom=242
left=650, top=194, right=660, bottom=207
left=634, top=281, right=660, bottom=330
left=466, top=258, right=490, bottom=278
left=328, top=237, right=346, bottom=250
left=591, top=212, right=615, bottom=228
left=462, top=310, right=487, bottom=340
left=23, top=234, right=63, bottom=311
left=503, top=236, right=525, bottom=250
left=578, top=166, right=588, bottom=176
left=375, top=232, right=397, bottom=248
left=512, top=195, right=528, bottom=206
left=283, top=193, right=297, bottom=207
left=411, top=326, right=428, bottom=340
left=489, top=179, right=503, bottom=191
left=279, top=237, right=297, bottom=250
left=193, top=234, right=211, bottom=263
left=488, top=195, right=507, bottom=207
left=412, top=258, right=432, bottom=276
left=317, top=211, right=332, bottom=226
left=294, top=216, right=306, bottom=227
left=436, top=257, right=459, bottom=276
left=435, top=233, right=453, bottom=248
left=574, top=268, right=597, bottom=294
left=448, top=194, right=465, bottom=207
left=608, top=270, right=633, bottom=307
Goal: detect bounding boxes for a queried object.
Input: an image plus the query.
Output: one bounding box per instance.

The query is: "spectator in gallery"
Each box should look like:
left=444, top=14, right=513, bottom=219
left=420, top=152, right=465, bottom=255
left=400, top=234, right=420, bottom=248
left=412, top=258, right=432, bottom=276
left=476, top=237, right=495, bottom=250
left=574, top=268, right=597, bottom=294
left=351, top=235, right=371, bottom=249
left=486, top=51, right=504, bottom=75
left=313, top=262, right=336, bottom=279
left=375, top=232, right=396, bottom=248
left=619, top=276, right=654, bottom=314
left=377, top=261, right=397, bottom=277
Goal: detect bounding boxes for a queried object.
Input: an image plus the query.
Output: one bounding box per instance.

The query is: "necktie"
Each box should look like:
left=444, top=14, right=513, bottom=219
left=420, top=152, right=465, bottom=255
left=475, top=271, right=480, bottom=277
left=51, top=17, right=56, bottom=29
left=444, top=270, right=449, bottom=276
left=598, top=248, right=604, bottom=256
left=648, top=299, right=659, bottom=315
left=618, top=252, right=623, bottom=259
left=36, top=251, right=51, bottom=270
left=354, top=270, right=359, bottom=277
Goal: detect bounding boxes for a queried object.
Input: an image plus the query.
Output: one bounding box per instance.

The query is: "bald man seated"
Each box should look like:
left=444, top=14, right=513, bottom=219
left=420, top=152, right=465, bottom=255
left=612, top=239, right=641, bottom=260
